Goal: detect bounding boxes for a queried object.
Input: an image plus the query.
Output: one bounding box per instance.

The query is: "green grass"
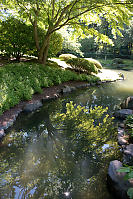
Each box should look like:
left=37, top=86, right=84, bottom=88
left=0, top=61, right=100, bottom=115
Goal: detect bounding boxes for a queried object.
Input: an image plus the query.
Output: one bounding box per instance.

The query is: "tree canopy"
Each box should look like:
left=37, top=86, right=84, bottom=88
left=1, top=0, right=133, bottom=64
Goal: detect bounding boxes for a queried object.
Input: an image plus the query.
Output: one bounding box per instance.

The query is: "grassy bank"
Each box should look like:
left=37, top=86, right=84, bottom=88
left=0, top=62, right=100, bottom=115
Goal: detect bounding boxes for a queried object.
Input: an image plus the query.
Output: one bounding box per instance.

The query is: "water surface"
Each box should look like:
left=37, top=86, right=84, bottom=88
left=0, top=69, right=133, bottom=199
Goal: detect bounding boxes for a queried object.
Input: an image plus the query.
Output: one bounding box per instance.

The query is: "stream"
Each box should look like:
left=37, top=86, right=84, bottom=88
left=0, top=69, right=133, bottom=199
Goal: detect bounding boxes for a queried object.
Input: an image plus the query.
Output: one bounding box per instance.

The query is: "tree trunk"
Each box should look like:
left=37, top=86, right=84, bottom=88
left=42, top=37, right=50, bottom=65
left=16, top=53, right=21, bottom=61
left=33, top=21, right=40, bottom=52
left=38, top=35, right=51, bottom=65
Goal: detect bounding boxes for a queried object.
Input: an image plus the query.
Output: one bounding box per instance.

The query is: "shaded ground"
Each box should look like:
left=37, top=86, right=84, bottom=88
left=0, top=55, right=38, bottom=67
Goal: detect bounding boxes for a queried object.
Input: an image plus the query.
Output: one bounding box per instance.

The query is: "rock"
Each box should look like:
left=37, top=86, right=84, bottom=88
left=61, top=86, right=72, bottom=93
left=114, top=109, right=133, bottom=119
left=118, top=123, right=125, bottom=128
left=118, top=127, right=128, bottom=146
left=23, top=100, right=43, bottom=113
left=123, top=144, right=133, bottom=165
left=70, top=86, right=76, bottom=91
left=120, top=96, right=133, bottom=110
left=107, top=160, right=131, bottom=199
left=75, top=83, right=90, bottom=88
left=61, top=86, right=77, bottom=93
left=90, top=83, right=96, bottom=86
left=118, top=136, right=128, bottom=146
left=118, top=127, right=125, bottom=137
left=42, top=93, right=59, bottom=102
left=96, top=81, right=102, bottom=85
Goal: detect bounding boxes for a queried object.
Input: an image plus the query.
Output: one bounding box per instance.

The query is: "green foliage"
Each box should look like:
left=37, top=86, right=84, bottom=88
left=125, top=115, right=133, bottom=138
left=125, top=115, right=133, bottom=129
left=59, top=27, right=83, bottom=57
left=54, top=101, right=115, bottom=155
left=112, top=58, right=124, bottom=64
left=59, top=54, right=77, bottom=61
left=85, top=58, right=103, bottom=69
left=79, top=37, right=98, bottom=57
left=0, top=17, right=63, bottom=60
left=2, top=0, right=132, bottom=64
left=0, top=17, right=35, bottom=60
left=128, top=188, right=133, bottom=199
left=34, top=29, right=63, bottom=58
left=66, top=58, right=98, bottom=74
left=0, top=62, right=99, bottom=114
left=117, top=166, right=133, bottom=199
left=48, top=32, right=63, bottom=57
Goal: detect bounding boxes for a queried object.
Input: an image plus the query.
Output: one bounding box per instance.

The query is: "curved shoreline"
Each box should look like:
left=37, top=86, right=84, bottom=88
left=0, top=81, right=98, bottom=141
left=0, top=67, right=123, bottom=142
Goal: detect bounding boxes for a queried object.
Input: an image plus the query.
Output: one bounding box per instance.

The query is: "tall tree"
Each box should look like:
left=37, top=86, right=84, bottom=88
left=2, top=0, right=133, bottom=65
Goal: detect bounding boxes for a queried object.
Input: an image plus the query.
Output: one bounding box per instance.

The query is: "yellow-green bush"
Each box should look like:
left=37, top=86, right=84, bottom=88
left=85, top=58, right=103, bottom=69
left=66, top=58, right=98, bottom=74
left=59, top=54, right=77, bottom=61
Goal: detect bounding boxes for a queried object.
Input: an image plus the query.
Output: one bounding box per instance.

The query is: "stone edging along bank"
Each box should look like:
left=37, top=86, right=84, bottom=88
left=0, top=80, right=103, bottom=141
left=0, top=74, right=124, bottom=142
left=0, top=77, right=122, bottom=142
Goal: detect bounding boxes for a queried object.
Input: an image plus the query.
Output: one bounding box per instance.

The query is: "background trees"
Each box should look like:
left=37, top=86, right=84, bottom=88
left=1, top=0, right=132, bottom=65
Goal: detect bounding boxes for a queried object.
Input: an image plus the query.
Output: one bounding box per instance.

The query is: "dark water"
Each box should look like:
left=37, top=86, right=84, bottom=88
left=0, top=70, right=133, bottom=199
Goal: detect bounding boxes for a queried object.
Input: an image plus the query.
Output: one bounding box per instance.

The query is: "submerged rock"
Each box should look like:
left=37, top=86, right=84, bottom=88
left=23, top=100, right=43, bottom=113
left=107, top=160, right=131, bottom=199
left=61, top=85, right=76, bottom=93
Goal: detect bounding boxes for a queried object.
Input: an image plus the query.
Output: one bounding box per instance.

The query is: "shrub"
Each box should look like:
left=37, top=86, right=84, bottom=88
left=0, top=17, right=63, bottom=60
left=0, top=62, right=100, bottom=114
left=66, top=58, right=98, bottom=74
left=125, top=115, right=133, bottom=129
left=85, top=58, right=103, bottom=69
left=59, top=54, right=77, bottom=61
left=48, top=32, right=63, bottom=58
left=112, top=58, right=124, bottom=64
left=0, top=17, right=35, bottom=60
left=125, top=114, right=133, bottom=139
left=54, top=101, right=115, bottom=155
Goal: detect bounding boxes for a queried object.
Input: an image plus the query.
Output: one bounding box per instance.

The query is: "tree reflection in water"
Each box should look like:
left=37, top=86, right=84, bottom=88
left=0, top=100, right=120, bottom=199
